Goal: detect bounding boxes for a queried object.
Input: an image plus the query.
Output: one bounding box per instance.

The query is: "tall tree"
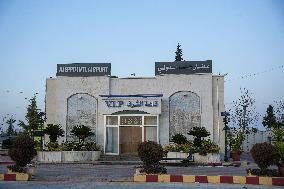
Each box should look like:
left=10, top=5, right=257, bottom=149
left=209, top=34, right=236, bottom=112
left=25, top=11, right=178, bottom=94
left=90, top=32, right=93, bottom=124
left=22, top=95, right=42, bottom=137
left=262, top=105, right=278, bottom=129
left=175, top=43, right=184, bottom=61
left=18, top=120, right=28, bottom=134
left=229, top=88, right=259, bottom=133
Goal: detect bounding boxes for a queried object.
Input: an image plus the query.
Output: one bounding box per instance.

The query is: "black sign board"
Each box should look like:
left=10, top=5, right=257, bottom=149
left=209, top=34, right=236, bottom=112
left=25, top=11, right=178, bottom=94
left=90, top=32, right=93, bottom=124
left=155, top=61, right=212, bottom=75
left=56, top=63, right=111, bottom=77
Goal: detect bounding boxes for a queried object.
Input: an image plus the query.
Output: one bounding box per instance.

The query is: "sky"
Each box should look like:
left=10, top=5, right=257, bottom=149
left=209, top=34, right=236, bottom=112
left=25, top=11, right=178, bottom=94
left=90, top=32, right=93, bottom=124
left=0, top=0, right=284, bottom=131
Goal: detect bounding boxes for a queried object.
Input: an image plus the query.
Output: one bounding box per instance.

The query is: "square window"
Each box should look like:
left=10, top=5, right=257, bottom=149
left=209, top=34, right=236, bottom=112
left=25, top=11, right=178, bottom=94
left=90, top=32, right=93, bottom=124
left=144, top=116, right=157, bottom=125
left=106, top=116, right=118, bottom=125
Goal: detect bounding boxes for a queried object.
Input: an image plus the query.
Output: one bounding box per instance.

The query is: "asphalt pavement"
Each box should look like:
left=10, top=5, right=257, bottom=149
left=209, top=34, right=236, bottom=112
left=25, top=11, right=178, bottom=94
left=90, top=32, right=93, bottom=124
left=0, top=181, right=283, bottom=189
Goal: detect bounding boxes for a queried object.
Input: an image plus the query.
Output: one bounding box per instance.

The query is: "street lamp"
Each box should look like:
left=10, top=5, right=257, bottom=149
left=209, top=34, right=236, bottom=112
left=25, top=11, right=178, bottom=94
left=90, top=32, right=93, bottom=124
left=221, top=111, right=230, bottom=162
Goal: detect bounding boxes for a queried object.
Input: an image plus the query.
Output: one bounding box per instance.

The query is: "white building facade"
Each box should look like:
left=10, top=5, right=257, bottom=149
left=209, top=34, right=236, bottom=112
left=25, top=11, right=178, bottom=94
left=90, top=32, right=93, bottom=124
left=45, top=61, right=225, bottom=155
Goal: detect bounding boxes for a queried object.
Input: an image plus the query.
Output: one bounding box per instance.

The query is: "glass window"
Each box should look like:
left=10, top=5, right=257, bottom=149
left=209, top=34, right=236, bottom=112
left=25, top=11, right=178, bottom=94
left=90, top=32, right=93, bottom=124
left=144, top=116, right=157, bottom=125
left=144, top=126, right=157, bottom=142
left=120, top=116, right=142, bottom=125
left=105, top=127, right=118, bottom=153
left=106, top=116, right=118, bottom=125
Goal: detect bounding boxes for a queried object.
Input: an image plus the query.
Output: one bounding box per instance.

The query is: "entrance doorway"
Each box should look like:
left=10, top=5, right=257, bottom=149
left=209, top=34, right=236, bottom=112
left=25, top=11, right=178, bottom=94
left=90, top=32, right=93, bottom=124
left=119, top=126, right=142, bottom=155
left=104, top=114, right=158, bottom=155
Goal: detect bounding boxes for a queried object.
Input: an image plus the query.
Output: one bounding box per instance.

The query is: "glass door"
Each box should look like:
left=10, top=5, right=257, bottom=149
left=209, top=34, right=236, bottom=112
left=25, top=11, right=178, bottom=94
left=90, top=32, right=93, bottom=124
left=105, top=116, right=119, bottom=154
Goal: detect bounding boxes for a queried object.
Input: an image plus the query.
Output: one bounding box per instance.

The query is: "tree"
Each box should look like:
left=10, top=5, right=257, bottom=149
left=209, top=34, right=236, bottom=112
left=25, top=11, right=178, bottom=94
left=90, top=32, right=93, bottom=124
left=71, top=125, right=94, bottom=142
left=18, top=120, right=28, bottom=134
left=19, top=95, right=43, bottom=137
left=6, top=117, right=16, bottom=136
left=262, top=104, right=284, bottom=143
left=171, top=133, right=188, bottom=145
left=275, top=100, right=284, bottom=126
left=229, top=88, right=259, bottom=133
left=188, top=126, right=210, bottom=147
left=44, top=124, right=64, bottom=143
left=175, top=43, right=184, bottom=61
left=262, top=105, right=278, bottom=129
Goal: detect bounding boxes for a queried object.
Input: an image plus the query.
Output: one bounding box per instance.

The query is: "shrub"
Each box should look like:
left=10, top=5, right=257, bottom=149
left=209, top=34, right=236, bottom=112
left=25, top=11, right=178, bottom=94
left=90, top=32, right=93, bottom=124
left=8, top=135, right=37, bottom=172
left=7, top=165, right=25, bottom=173
left=44, top=124, right=64, bottom=143
left=45, top=142, right=61, bottom=151
left=246, top=168, right=279, bottom=177
left=250, top=142, right=280, bottom=171
left=171, top=133, right=188, bottom=145
left=71, top=125, right=94, bottom=142
left=198, top=140, right=220, bottom=156
left=163, top=143, right=194, bottom=153
left=138, top=141, right=167, bottom=174
left=59, top=141, right=100, bottom=151
left=188, top=126, right=210, bottom=147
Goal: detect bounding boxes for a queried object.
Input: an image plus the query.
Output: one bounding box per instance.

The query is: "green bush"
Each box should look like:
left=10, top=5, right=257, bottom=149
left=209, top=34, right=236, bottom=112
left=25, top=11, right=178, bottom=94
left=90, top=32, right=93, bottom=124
left=45, top=142, right=61, bottom=151
left=171, top=133, right=188, bottom=145
left=188, top=126, right=210, bottom=147
left=246, top=168, right=279, bottom=177
left=198, top=140, right=220, bottom=156
left=59, top=141, right=100, bottom=151
left=44, top=124, right=64, bottom=143
left=163, top=143, right=195, bottom=153
left=7, top=165, right=26, bottom=173
left=274, top=141, right=284, bottom=164
left=250, top=142, right=280, bottom=171
left=138, top=141, right=167, bottom=174
left=8, top=135, right=37, bottom=172
left=71, top=125, right=94, bottom=142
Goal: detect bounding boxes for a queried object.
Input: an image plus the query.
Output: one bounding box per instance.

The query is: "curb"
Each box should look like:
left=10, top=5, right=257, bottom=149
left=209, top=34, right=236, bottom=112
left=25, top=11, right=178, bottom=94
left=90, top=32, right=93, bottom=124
left=0, top=173, right=30, bottom=181
left=134, top=175, right=284, bottom=186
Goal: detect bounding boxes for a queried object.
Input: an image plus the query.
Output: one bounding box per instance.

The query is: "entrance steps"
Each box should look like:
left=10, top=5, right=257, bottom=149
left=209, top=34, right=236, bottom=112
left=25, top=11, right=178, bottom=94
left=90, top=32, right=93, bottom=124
left=98, top=154, right=141, bottom=162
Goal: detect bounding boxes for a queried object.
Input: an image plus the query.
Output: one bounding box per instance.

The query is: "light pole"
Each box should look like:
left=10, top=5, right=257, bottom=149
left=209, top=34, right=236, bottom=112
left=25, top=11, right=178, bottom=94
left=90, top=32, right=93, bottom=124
left=221, top=111, right=230, bottom=162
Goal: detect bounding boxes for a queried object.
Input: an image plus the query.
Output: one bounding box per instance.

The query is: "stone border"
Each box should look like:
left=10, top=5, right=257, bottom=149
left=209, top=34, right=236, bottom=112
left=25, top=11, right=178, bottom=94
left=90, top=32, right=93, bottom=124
left=134, top=175, right=284, bottom=186
left=37, top=151, right=101, bottom=163
left=0, top=173, right=30, bottom=181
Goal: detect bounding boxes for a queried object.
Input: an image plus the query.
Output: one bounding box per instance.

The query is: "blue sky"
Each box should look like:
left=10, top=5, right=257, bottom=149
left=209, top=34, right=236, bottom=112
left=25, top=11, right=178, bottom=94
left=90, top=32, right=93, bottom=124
left=0, top=0, right=283, bottom=130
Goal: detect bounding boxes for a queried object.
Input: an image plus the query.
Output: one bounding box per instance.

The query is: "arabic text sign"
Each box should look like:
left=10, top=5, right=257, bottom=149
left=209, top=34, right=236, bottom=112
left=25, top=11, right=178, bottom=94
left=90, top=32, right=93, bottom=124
left=104, top=100, right=159, bottom=108
left=155, top=61, right=212, bottom=75
left=56, top=63, right=111, bottom=77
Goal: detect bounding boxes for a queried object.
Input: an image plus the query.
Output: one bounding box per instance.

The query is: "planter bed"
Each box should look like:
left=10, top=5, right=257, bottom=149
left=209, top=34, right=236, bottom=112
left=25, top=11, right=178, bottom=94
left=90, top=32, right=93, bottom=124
left=37, top=151, right=101, bottom=163
left=37, top=151, right=62, bottom=163
left=193, top=153, right=220, bottom=164
left=162, top=152, right=190, bottom=163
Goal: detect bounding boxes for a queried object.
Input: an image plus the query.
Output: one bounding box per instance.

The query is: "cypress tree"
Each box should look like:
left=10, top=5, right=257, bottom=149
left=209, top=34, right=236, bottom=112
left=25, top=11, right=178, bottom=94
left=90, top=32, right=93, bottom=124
left=175, top=43, right=184, bottom=61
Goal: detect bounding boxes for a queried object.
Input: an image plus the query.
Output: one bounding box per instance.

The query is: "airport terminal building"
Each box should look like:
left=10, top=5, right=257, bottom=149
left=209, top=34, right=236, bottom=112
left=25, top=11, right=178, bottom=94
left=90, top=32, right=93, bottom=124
left=45, top=61, right=225, bottom=155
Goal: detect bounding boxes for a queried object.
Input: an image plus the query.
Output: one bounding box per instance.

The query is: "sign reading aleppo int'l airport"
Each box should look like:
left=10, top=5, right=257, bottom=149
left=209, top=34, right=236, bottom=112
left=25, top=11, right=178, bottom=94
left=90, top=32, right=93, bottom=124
left=56, top=63, right=111, bottom=77
left=155, top=60, right=212, bottom=75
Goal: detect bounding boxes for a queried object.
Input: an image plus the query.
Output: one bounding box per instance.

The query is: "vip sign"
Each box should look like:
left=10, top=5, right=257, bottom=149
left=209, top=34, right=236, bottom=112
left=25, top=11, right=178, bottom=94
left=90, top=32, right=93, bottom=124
left=105, top=100, right=159, bottom=108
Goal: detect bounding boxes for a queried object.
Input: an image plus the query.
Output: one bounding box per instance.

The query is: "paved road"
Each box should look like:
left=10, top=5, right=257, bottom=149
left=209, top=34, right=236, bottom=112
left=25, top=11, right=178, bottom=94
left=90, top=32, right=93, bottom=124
left=0, top=163, right=256, bottom=182
left=0, top=181, right=283, bottom=189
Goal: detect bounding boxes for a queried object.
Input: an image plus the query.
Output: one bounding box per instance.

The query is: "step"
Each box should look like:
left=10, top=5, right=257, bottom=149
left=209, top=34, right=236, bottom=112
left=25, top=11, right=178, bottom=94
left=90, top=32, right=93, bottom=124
left=99, top=154, right=141, bottom=161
